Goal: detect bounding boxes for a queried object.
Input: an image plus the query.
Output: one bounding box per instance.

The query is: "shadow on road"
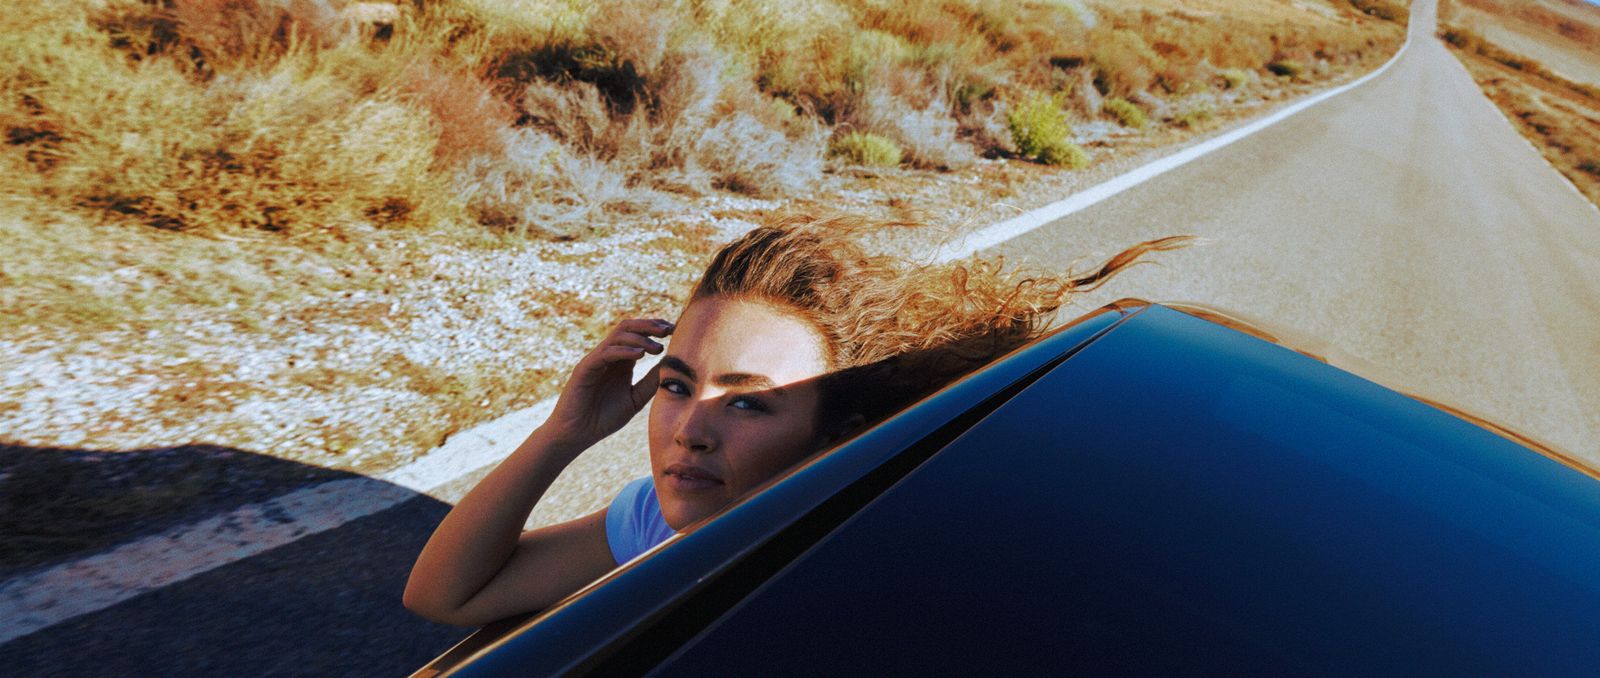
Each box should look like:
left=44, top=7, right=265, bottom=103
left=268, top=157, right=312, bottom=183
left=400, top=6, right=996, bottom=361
left=0, top=442, right=471, bottom=676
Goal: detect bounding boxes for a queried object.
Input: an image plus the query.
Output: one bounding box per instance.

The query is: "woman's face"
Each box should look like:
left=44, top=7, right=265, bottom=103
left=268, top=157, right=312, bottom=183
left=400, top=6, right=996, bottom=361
left=648, top=295, right=831, bottom=531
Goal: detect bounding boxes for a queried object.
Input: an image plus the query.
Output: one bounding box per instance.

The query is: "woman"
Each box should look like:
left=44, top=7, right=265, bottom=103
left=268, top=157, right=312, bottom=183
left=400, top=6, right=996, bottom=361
left=404, top=214, right=1189, bottom=626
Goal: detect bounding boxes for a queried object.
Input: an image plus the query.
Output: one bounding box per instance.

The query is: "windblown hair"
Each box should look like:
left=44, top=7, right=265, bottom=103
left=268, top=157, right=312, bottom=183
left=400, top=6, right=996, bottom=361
left=689, top=213, right=1192, bottom=429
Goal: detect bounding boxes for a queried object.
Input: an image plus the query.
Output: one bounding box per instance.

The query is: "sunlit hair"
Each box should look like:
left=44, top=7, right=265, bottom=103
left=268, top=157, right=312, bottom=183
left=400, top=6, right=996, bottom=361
left=688, top=213, right=1193, bottom=430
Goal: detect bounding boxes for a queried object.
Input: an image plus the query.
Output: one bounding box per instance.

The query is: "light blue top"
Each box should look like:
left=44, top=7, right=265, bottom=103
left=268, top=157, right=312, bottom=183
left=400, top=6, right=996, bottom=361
left=605, top=476, right=677, bottom=565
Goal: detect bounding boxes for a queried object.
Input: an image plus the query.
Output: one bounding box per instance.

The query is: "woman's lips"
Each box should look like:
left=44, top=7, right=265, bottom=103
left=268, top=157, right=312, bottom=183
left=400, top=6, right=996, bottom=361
left=664, top=463, right=722, bottom=492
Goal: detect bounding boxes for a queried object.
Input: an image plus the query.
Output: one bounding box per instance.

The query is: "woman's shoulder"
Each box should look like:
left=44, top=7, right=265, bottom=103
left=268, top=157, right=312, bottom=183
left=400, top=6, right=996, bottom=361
left=606, top=475, right=673, bottom=565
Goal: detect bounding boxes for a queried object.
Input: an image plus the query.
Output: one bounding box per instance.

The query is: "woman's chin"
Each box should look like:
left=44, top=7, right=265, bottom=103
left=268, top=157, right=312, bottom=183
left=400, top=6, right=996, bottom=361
left=660, top=494, right=725, bottom=532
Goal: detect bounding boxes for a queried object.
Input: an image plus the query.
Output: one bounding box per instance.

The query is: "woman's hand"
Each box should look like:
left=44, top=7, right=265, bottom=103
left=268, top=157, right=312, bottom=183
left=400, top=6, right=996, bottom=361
left=542, top=318, right=674, bottom=453
left=406, top=320, right=670, bottom=624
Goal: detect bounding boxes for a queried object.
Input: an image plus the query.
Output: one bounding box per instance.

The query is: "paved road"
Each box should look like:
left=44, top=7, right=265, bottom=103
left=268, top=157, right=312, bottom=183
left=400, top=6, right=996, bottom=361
left=0, top=494, right=468, bottom=676
left=993, top=0, right=1600, bottom=462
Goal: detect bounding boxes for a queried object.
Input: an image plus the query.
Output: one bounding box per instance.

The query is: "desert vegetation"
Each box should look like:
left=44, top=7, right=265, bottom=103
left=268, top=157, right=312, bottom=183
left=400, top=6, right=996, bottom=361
left=1102, top=97, right=1148, bottom=129
left=3, top=0, right=1407, bottom=241
left=1440, top=0, right=1600, bottom=207
left=1349, top=0, right=1410, bottom=24
left=1443, top=0, right=1600, bottom=88
left=1453, top=0, right=1600, bottom=46
left=830, top=131, right=903, bottom=168
left=0, top=0, right=1406, bottom=471
left=1007, top=92, right=1086, bottom=168
left=1439, top=27, right=1600, bottom=101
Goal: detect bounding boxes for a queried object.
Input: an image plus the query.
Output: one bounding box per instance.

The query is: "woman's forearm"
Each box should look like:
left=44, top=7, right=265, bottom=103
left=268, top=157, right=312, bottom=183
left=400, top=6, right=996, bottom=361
left=403, top=424, right=588, bottom=620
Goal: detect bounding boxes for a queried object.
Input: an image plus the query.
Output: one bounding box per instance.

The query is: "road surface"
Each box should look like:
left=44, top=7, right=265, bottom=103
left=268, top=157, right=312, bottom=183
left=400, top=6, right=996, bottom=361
left=990, top=0, right=1600, bottom=462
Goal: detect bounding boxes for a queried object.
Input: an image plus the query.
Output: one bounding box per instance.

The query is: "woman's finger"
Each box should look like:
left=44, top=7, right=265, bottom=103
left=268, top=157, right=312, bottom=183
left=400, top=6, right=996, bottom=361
left=611, top=318, right=675, bottom=339
left=608, top=332, right=665, bottom=354
left=597, top=344, right=648, bottom=364
left=630, top=363, right=661, bottom=410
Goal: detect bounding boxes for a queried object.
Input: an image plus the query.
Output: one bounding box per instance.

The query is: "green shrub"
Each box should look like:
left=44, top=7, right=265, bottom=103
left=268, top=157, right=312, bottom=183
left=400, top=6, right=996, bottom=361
left=1349, top=0, right=1407, bottom=24
left=1007, top=92, right=1072, bottom=158
left=1038, top=140, right=1089, bottom=168
left=1102, top=97, right=1146, bottom=129
left=1220, top=68, right=1249, bottom=90
left=1172, top=106, right=1214, bottom=129
left=1005, top=93, right=1087, bottom=168
left=829, top=131, right=903, bottom=167
left=1266, top=60, right=1305, bottom=79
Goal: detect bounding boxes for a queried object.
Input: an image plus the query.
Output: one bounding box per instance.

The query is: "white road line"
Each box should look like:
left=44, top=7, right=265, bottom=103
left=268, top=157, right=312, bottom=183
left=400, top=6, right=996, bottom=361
left=1, top=19, right=1422, bottom=648
left=0, top=478, right=415, bottom=645
left=0, top=355, right=661, bottom=647
left=933, top=26, right=1416, bottom=264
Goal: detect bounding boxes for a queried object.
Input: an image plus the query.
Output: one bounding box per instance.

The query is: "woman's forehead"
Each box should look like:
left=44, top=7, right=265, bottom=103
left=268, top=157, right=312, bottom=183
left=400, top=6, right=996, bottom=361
left=667, top=297, right=828, bottom=384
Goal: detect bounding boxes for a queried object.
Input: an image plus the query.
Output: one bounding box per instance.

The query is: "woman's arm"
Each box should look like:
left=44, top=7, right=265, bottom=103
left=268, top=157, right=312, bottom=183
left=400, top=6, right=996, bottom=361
left=403, top=319, right=672, bottom=627
left=402, top=426, right=612, bottom=626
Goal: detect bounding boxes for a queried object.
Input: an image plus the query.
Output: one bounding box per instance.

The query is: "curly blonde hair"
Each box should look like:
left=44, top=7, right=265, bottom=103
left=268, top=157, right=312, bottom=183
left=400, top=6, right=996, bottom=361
left=689, top=213, right=1191, bottom=427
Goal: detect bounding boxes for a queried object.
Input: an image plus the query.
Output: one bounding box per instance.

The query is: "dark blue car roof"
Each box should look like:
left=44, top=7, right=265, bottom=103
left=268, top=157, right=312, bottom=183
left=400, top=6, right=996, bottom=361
left=446, top=302, right=1600, bottom=676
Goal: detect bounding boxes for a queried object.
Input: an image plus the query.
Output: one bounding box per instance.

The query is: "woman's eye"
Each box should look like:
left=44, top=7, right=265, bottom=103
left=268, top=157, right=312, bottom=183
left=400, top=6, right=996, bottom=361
left=660, top=379, right=689, bottom=396
left=730, top=396, right=767, bottom=413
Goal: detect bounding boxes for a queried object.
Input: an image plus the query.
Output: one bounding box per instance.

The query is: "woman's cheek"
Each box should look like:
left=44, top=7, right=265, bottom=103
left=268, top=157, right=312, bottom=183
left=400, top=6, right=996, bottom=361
left=744, top=413, right=817, bottom=476
left=645, top=398, right=679, bottom=454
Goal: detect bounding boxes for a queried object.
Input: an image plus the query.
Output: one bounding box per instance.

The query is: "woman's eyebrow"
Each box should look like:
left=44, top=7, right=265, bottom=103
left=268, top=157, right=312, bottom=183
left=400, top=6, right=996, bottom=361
left=660, top=355, right=696, bottom=379
left=662, top=355, right=785, bottom=395
left=714, top=373, right=782, bottom=394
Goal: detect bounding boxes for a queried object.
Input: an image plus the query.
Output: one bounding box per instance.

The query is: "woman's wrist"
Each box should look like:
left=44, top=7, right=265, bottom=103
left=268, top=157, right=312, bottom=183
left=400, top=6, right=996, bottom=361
left=522, top=423, right=596, bottom=464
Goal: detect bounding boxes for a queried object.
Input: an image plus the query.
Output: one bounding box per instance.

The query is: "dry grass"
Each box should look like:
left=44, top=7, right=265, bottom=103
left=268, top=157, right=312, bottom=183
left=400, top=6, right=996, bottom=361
left=452, top=128, right=630, bottom=240
left=1441, top=27, right=1600, bottom=101
left=1457, top=0, right=1600, bottom=46
left=830, top=131, right=903, bottom=167
left=1348, top=0, right=1410, bottom=24
left=497, top=5, right=828, bottom=204
left=3, top=2, right=445, bottom=236
left=849, top=65, right=977, bottom=170
left=1103, top=97, right=1148, bottom=129
left=0, top=0, right=1405, bottom=330
left=1442, top=0, right=1600, bottom=88
left=1172, top=104, right=1217, bottom=130
left=2, top=0, right=1402, bottom=240
left=1440, top=23, right=1600, bottom=207
left=400, top=59, right=516, bottom=166
left=1221, top=68, right=1250, bottom=90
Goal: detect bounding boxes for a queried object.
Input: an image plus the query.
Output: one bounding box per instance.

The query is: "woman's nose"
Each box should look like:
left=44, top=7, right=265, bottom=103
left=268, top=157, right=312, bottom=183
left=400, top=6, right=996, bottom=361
left=673, top=400, right=717, bottom=453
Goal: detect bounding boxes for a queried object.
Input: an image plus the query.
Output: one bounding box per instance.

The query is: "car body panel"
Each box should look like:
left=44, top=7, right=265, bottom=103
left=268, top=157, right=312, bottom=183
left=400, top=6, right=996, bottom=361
left=646, top=303, right=1600, bottom=675
left=424, top=302, right=1600, bottom=676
